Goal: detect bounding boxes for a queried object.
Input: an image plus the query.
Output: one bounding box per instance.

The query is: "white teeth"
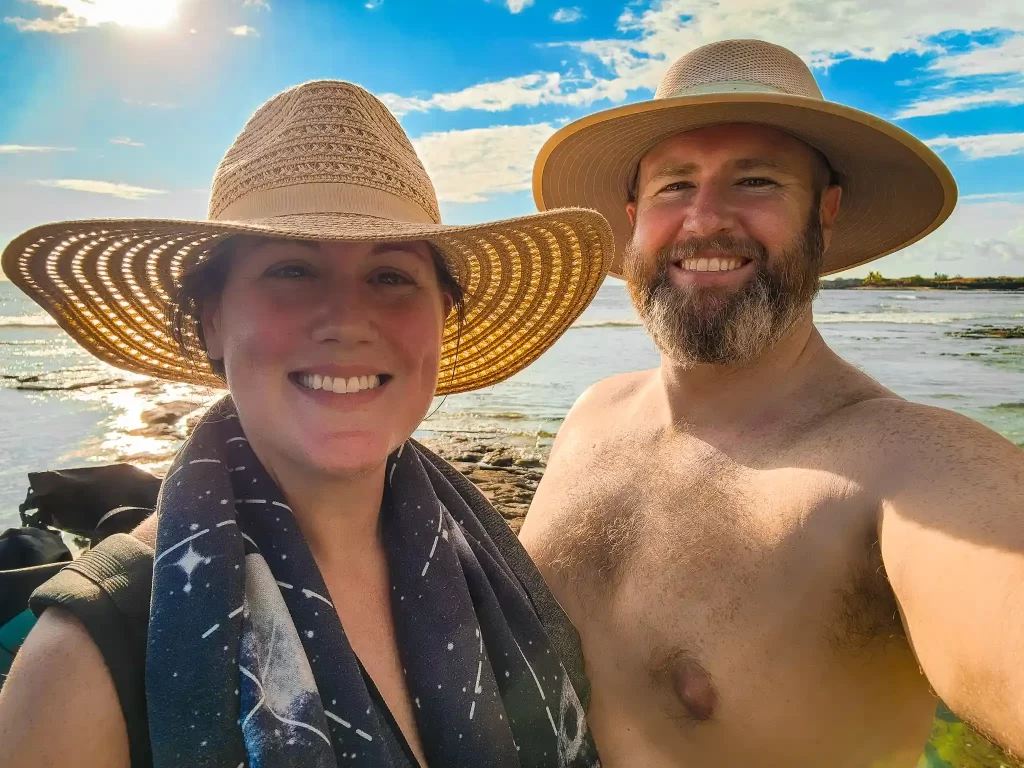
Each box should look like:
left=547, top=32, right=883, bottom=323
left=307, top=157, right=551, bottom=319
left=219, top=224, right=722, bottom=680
left=679, top=257, right=745, bottom=273
left=297, top=373, right=383, bottom=394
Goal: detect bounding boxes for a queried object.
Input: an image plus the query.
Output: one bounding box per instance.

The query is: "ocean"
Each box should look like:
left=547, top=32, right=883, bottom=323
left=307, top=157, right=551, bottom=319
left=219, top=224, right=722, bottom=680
left=2, top=279, right=1023, bottom=527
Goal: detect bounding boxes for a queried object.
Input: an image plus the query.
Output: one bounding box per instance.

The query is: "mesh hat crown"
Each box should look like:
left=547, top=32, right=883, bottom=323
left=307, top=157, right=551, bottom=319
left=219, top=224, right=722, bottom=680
left=534, top=39, right=957, bottom=277
left=3, top=80, right=614, bottom=393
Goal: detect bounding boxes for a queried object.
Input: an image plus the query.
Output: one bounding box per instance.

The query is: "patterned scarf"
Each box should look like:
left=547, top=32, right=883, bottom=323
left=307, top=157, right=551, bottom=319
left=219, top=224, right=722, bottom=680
left=147, top=399, right=600, bottom=767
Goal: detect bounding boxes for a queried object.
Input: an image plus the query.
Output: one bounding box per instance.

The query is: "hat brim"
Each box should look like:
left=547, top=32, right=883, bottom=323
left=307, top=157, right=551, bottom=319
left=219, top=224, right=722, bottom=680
left=1, top=209, right=613, bottom=394
left=533, top=91, right=957, bottom=277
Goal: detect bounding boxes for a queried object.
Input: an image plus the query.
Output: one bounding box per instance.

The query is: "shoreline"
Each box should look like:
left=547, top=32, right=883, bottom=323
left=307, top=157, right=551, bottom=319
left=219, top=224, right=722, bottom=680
left=118, top=398, right=548, bottom=534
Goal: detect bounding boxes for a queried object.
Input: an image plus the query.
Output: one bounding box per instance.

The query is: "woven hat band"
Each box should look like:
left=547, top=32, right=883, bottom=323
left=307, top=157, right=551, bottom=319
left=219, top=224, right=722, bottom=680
left=214, top=182, right=438, bottom=225
left=660, top=80, right=796, bottom=99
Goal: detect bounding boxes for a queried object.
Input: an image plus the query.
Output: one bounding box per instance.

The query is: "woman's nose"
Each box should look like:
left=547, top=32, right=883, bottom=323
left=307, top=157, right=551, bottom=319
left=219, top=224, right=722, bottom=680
left=309, top=282, right=378, bottom=345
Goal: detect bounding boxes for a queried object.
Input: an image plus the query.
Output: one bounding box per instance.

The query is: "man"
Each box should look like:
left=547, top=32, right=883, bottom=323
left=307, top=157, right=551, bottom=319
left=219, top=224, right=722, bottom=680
left=522, top=39, right=1024, bottom=767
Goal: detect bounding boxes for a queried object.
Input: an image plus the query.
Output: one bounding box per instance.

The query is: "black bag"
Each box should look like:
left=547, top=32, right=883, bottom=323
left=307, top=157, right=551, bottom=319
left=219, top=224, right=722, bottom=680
left=1, top=464, right=161, bottom=686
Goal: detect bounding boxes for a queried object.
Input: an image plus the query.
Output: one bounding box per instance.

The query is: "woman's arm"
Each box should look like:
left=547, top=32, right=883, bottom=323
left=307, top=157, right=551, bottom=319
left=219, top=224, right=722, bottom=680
left=0, top=607, right=130, bottom=768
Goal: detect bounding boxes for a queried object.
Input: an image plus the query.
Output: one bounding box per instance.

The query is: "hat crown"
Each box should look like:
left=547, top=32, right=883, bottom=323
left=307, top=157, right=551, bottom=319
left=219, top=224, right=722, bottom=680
left=208, top=80, right=441, bottom=224
left=655, top=39, right=823, bottom=101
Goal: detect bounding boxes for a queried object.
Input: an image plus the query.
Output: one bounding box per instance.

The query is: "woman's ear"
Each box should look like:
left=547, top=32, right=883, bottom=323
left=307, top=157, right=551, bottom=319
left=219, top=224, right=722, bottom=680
left=200, top=299, right=224, bottom=363
left=442, top=292, right=455, bottom=319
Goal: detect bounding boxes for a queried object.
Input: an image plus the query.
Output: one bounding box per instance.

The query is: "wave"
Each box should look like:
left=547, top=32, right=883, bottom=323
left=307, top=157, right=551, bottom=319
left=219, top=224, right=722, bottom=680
left=815, top=312, right=997, bottom=325
left=0, top=314, right=58, bottom=328
left=570, top=319, right=642, bottom=329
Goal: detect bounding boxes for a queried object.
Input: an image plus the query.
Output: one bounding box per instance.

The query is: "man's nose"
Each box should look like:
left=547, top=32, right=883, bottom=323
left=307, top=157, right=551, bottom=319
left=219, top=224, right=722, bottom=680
left=309, top=281, right=378, bottom=345
left=682, top=182, right=735, bottom=239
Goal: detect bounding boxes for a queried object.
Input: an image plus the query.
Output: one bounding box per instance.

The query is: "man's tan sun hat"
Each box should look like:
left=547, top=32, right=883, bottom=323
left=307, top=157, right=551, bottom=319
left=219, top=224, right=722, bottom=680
left=2, top=80, right=613, bottom=394
left=533, top=39, right=957, bottom=278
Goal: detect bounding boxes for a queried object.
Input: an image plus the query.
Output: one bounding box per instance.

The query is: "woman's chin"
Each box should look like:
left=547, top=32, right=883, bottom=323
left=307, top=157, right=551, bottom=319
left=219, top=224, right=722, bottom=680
left=294, top=435, right=401, bottom=478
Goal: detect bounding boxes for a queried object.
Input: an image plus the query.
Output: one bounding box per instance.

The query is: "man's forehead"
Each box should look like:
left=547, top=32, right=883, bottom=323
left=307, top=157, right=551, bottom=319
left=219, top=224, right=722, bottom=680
left=640, top=123, right=813, bottom=170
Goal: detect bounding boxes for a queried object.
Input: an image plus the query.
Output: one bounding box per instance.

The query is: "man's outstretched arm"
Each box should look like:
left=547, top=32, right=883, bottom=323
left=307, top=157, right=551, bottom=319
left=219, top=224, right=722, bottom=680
left=880, top=406, right=1024, bottom=758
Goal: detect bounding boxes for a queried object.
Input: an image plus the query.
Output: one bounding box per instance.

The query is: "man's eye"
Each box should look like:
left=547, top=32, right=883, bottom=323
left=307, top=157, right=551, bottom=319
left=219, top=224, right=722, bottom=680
left=658, top=181, right=692, bottom=193
left=739, top=177, right=776, bottom=187
left=265, top=263, right=312, bottom=279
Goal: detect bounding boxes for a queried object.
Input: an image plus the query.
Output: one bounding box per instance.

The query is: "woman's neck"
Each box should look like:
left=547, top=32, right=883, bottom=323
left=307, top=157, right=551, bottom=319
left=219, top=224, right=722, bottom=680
left=265, top=456, right=388, bottom=571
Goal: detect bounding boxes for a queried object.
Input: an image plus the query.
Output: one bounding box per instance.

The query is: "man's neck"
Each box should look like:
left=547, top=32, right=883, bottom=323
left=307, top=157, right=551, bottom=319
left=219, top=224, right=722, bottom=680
left=658, top=313, right=826, bottom=429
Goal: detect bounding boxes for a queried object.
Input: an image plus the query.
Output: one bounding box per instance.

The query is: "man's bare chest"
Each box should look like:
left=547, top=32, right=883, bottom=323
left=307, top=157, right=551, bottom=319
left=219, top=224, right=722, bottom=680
left=531, top=435, right=905, bottom=687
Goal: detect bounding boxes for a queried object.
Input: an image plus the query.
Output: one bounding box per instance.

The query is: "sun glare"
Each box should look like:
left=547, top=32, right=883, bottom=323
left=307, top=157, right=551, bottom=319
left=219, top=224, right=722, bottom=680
left=72, top=0, right=180, bottom=30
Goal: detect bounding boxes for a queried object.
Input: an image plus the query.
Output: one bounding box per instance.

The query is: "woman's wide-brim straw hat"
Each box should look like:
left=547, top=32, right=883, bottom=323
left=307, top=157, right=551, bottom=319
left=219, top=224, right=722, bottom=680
left=533, top=39, right=957, bottom=278
left=2, top=80, right=613, bottom=393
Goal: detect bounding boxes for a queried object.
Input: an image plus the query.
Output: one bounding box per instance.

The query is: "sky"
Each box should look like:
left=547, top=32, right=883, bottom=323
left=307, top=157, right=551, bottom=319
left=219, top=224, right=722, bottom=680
left=0, top=0, right=1022, bottom=279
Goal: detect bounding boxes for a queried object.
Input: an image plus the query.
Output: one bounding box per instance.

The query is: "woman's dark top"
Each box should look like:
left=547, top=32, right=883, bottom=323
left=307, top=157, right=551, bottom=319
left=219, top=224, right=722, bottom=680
left=30, top=447, right=589, bottom=768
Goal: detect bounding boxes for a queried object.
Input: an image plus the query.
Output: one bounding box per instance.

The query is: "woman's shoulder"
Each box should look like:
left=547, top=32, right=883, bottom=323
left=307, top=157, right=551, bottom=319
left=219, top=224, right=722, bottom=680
left=0, top=606, right=131, bottom=768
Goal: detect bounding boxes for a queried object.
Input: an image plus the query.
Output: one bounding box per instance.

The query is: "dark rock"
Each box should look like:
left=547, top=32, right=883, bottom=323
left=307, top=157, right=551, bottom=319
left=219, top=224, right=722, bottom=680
left=142, top=401, right=197, bottom=426
left=514, top=457, right=543, bottom=468
left=483, top=454, right=515, bottom=467
left=454, top=453, right=484, bottom=462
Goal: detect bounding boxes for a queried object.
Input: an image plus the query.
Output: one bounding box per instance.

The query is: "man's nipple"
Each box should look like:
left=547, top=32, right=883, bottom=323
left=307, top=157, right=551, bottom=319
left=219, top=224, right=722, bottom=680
left=672, top=657, right=717, bottom=721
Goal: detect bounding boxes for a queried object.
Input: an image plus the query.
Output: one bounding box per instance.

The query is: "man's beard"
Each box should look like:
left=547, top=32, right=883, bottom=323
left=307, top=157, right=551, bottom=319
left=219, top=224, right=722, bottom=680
left=624, top=212, right=825, bottom=368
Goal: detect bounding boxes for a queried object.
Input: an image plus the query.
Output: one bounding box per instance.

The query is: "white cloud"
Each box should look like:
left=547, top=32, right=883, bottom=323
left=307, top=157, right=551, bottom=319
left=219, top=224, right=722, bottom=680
left=506, top=0, right=534, bottom=12
left=894, top=87, right=1024, bottom=119
left=552, top=7, right=583, bottom=23
left=365, top=0, right=382, bottom=8
left=840, top=199, right=1024, bottom=277
left=412, top=123, right=557, bottom=203
left=925, top=132, right=1024, bottom=160
left=243, top=0, right=270, bottom=8
left=36, top=179, right=167, bottom=200
left=4, top=12, right=80, bottom=33
left=6, top=0, right=179, bottom=33
left=110, top=137, right=145, bottom=147
left=929, top=34, right=1024, bottom=78
left=0, top=144, right=75, bottom=154
left=228, top=24, right=258, bottom=36
left=381, top=72, right=567, bottom=115
left=380, top=0, right=1024, bottom=115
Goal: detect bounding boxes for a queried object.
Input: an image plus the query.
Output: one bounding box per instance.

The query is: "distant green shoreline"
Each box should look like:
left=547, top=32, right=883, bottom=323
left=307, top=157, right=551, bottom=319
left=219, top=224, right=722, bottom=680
left=821, top=273, right=1024, bottom=291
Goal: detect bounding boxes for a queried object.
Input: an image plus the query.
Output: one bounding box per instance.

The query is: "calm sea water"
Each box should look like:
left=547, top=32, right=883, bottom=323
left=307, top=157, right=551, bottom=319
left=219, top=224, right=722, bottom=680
left=2, top=279, right=1023, bottom=526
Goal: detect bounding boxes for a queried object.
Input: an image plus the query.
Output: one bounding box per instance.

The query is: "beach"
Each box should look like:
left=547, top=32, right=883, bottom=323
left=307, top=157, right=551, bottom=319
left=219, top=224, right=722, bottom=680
left=3, top=279, right=1024, bottom=530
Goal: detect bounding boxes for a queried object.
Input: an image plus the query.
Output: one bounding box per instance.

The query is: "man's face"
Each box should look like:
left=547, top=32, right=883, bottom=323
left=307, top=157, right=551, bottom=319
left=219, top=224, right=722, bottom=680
left=624, top=123, right=842, bottom=367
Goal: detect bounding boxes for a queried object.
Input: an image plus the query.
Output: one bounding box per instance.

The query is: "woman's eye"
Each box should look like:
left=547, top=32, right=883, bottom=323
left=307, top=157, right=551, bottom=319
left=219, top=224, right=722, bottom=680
left=265, top=263, right=312, bottom=279
left=372, top=270, right=414, bottom=287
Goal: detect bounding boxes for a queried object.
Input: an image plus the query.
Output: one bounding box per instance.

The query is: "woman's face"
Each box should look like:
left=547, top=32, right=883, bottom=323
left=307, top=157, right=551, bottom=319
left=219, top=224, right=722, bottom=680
left=202, top=238, right=452, bottom=479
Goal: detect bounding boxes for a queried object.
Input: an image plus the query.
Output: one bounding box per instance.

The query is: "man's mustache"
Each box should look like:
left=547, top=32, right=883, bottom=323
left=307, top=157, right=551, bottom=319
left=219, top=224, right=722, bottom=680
left=656, top=235, right=768, bottom=271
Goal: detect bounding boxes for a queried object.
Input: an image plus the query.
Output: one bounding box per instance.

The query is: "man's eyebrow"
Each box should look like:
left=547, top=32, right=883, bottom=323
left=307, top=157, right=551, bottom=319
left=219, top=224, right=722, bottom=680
left=645, top=161, right=700, bottom=181
left=732, top=157, right=790, bottom=172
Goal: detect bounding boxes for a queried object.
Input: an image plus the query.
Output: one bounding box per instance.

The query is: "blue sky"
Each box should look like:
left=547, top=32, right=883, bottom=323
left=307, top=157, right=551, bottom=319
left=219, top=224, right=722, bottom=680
left=1, top=0, right=1022, bottom=278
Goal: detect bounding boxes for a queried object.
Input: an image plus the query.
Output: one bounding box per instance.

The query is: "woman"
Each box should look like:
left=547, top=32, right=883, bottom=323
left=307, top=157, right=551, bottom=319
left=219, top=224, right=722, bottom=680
left=0, top=80, right=612, bottom=767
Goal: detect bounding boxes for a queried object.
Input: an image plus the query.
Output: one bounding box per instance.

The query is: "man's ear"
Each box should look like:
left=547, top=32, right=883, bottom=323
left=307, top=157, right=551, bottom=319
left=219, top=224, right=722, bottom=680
left=626, top=201, right=637, bottom=229
left=819, top=185, right=843, bottom=251
left=200, top=299, right=224, bottom=363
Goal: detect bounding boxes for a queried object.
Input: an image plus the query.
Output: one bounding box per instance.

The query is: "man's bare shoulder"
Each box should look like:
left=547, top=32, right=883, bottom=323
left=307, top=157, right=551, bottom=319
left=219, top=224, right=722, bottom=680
left=834, top=397, right=1024, bottom=489
left=558, top=369, right=657, bottom=436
